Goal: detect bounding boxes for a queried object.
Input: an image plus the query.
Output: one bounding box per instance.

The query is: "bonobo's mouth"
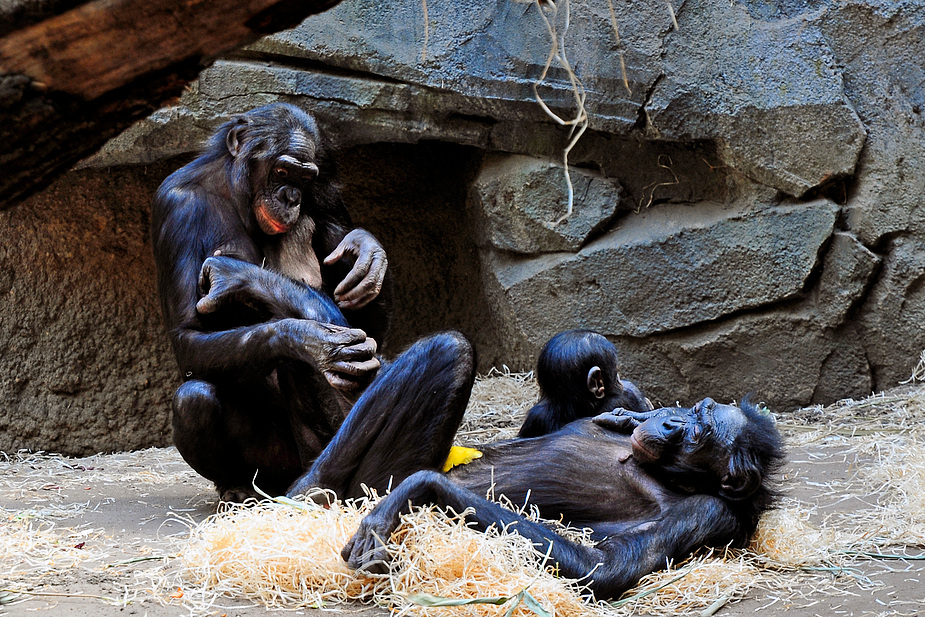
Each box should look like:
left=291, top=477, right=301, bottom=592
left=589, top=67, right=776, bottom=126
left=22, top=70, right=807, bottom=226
left=630, top=431, right=659, bottom=463
left=255, top=203, right=290, bottom=235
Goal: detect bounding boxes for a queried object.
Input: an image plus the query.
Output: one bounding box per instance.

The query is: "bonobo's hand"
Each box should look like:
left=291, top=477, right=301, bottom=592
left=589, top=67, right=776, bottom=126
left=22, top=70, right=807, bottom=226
left=324, top=229, right=387, bottom=310
left=593, top=407, right=673, bottom=434
left=279, top=319, right=380, bottom=391
left=196, top=256, right=260, bottom=314
left=341, top=499, right=402, bottom=573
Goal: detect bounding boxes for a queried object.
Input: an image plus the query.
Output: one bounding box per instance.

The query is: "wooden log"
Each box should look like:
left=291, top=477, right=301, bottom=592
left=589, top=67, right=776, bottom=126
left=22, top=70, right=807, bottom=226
left=0, top=0, right=342, bottom=209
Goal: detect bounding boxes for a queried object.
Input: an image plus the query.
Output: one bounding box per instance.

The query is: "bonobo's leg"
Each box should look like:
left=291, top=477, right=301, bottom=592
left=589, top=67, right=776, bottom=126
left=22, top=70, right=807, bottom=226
left=172, top=380, right=304, bottom=501
left=287, top=331, right=475, bottom=499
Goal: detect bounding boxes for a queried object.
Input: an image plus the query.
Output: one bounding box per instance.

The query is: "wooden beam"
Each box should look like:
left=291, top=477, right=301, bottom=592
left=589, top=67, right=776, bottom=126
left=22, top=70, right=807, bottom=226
left=0, top=0, right=342, bottom=209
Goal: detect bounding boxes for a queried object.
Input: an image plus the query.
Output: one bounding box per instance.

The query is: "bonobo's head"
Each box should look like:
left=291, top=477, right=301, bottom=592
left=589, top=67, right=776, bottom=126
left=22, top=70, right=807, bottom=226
left=215, top=103, right=323, bottom=235
left=631, top=397, right=784, bottom=507
left=537, top=329, right=653, bottom=415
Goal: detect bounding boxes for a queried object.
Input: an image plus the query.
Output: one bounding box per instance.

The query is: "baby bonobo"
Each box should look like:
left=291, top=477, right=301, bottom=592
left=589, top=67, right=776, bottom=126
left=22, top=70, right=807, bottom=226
left=518, top=329, right=654, bottom=438
left=287, top=331, right=784, bottom=599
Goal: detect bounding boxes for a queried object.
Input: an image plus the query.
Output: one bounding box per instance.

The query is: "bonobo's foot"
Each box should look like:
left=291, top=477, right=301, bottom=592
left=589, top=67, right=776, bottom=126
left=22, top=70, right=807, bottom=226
left=285, top=469, right=336, bottom=504
left=286, top=470, right=316, bottom=499
left=216, top=485, right=261, bottom=504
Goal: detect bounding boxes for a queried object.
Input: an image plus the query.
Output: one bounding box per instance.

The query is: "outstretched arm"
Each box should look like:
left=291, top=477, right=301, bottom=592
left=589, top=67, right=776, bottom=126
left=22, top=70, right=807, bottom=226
left=342, top=470, right=609, bottom=581
left=343, top=471, right=740, bottom=600
left=587, top=494, right=742, bottom=598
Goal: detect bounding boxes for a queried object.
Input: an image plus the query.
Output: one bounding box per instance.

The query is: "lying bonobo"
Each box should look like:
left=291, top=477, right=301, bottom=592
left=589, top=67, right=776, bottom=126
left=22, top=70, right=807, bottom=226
left=290, top=366, right=784, bottom=598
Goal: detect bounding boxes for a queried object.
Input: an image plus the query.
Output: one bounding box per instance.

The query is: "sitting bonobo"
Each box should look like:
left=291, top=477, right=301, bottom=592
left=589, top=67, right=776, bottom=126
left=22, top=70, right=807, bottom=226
left=288, top=335, right=784, bottom=599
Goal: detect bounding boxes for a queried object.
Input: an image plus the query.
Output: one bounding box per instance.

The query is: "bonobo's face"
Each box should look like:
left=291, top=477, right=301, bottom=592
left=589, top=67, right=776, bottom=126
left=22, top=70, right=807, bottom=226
left=250, top=133, right=319, bottom=235
left=631, top=398, right=747, bottom=482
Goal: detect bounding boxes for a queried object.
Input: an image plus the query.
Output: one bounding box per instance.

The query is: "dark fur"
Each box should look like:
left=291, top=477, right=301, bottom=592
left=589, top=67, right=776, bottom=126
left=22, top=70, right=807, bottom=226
left=518, top=329, right=652, bottom=438
left=150, top=103, right=393, bottom=498
left=291, top=330, right=785, bottom=600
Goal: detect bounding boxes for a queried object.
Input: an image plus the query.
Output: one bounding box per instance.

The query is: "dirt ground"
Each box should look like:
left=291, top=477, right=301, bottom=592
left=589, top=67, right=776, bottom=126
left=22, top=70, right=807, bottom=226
left=2, top=380, right=925, bottom=616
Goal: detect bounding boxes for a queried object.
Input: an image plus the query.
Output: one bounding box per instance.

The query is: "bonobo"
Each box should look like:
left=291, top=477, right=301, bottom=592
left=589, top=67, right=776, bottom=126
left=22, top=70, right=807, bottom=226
left=518, top=329, right=653, bottom=438
left=151, top=102, right=414, bottom=501
left=289, top=354, right=783, bottom=599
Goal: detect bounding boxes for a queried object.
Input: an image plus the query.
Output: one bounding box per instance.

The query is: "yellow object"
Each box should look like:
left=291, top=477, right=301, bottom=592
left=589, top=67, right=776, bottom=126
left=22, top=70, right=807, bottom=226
left=442, top=446, right=483, bottom=472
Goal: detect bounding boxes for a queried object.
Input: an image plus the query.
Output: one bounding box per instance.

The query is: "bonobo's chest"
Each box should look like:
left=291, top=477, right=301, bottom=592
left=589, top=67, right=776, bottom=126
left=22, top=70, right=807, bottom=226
left=448, top=421, right=671, bottom=527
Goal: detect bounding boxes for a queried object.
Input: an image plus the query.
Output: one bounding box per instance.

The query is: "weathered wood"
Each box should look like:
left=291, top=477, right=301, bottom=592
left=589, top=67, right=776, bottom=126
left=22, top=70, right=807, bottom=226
left=0, top=0, right=342, bottom=209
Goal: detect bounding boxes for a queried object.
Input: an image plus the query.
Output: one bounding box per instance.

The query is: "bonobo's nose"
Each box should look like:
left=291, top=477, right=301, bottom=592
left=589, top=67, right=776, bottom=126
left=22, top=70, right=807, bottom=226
left=278, top=186, right=302, bottom=208
left=662, top=416, right=685, bottom=442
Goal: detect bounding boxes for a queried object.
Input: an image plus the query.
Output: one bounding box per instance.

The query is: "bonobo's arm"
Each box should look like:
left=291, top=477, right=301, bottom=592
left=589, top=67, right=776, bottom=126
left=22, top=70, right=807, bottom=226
left=343, top=471, right=740, bottom=599
left=197, top=256, right=348, bottom=325
left=317, top=222, right=391, bottom=346
left=152, top=194, right=378, bottom=389
left=587, top=494, right=742, bottom=598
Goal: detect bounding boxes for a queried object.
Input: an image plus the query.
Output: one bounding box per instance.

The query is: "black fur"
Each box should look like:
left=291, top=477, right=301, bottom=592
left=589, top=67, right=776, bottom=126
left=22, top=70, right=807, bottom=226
left=150, top=103, right=400, bottom=499
left=290, top=329, right=785, bottom=600
left=518, top=329, right=652, bottom=438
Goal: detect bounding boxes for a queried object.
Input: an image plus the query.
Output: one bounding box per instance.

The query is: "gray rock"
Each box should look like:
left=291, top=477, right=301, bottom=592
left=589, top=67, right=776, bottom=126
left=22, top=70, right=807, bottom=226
left=814, top=231, right=881, bottom=324
left=251, top=0, right=665, bottom=135
left=859, top=237, right=925, bottom=388
left=646, top=0, right=867, bottom=196
left=483, top=198, right=838, bottom=345
left=820, top=1, right=925, bottom=246
left=468, top=154, right=621, bottom=254
left=614, top=310, right=873, bottom=411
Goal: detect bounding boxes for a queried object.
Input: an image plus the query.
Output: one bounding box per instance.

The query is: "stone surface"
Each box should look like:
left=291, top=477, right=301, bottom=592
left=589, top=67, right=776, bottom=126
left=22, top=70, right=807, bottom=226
left=813, top=232, right=881, bottom=325
left=647, top=0, right=867, bottom=196
left=611, top=231, right=880, bottom=409
left=615, top=310, right=874, bottom=411
left=468, top=154, right=621, bottom=254
left=820, top=1, right=925, bottom=246
left=7, top=0, right=925, bottom=454
left=482, top=198, right=838, bottom=345
left=859, top=237, right=925, bottom=388
left=0, top=164, right=178, bottom=456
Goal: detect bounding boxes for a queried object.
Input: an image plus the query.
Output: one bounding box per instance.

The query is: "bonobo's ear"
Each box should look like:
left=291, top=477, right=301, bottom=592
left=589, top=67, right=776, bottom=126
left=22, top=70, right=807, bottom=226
left=587, top=366, right=606, bottom=399
left=719, top=468, right=761, bottom=501
left=226, top=117, right=250, bottom=157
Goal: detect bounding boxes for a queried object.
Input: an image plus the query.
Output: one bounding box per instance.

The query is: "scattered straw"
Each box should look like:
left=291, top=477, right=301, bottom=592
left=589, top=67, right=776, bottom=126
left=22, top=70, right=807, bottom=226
left=0, top=517, right=106, bottom=580
left=164, top=496, right=602, bottom=616
left=456, top=368, right=538, bottom=445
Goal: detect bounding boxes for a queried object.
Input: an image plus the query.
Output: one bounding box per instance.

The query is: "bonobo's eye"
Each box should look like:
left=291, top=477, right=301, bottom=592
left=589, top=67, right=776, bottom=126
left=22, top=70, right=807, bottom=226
left=691, top=424, right=703, bottom=443
left=273, top=166, right=289, bottom=179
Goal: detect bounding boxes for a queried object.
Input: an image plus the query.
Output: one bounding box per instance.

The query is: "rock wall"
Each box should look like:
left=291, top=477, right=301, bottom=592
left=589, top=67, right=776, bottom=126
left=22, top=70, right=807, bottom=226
left=0, top=164, right=177, bottom=455
left=2, top=0, right=923, bottom=452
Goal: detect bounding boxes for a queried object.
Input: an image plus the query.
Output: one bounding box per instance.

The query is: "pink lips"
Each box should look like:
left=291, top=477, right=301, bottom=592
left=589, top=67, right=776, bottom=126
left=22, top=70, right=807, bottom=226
left=256, top=203, right=290, bottom=234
